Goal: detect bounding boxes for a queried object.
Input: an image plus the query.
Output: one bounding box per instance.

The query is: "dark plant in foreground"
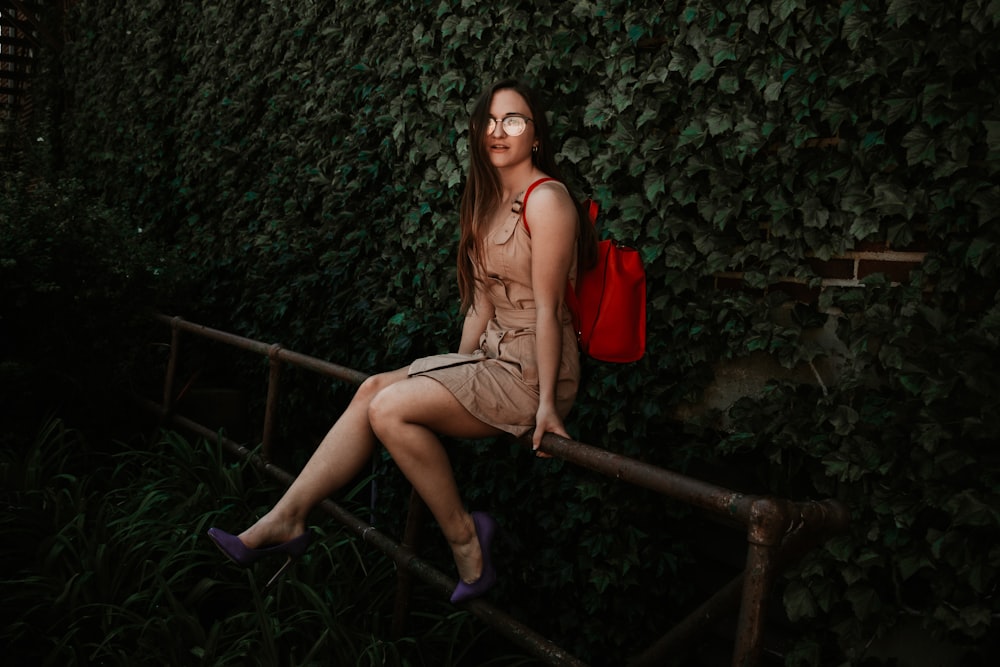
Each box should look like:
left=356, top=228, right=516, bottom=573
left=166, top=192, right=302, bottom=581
left=0, top=418, right=530, bottom=666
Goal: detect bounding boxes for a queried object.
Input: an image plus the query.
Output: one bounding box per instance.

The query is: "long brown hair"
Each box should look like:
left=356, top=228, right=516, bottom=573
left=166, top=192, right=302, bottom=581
left=457, top=79, right=598, bottom=313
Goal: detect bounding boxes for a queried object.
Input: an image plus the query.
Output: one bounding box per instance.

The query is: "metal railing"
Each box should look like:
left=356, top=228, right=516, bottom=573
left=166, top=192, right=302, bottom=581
left=136, top=314, right=849, bottom=667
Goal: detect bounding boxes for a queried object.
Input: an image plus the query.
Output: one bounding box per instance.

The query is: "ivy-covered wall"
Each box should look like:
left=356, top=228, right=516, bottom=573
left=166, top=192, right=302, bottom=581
left=39, top=0, right=999, bottom=663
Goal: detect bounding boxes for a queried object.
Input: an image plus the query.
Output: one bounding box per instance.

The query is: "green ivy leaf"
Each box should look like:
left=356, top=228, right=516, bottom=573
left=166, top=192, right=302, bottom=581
left=643, top=171, right=666, bottom=203
left=901, top=124, right=937, bottom=166
left=828, top=405, right=859, bottom=435
left=584, top=103, right=611, bottom=129
left=705, top=105, right=733, bottom=135
left=763, top=80, right=783, bottom=103
left=896, top=553, right=931, bottom=581
left=886, top=0, right=922, bottom=27
left=689, top=59, right=715, bottom=83
left=747, top=7, right=768, bottom=33
left=984, top=120, right=1000, bottom=153
left=946, top=490, right=1000, bottom=527
left=800, top=197, right=831, bottom=229
left=744, top=270, right=768, bottom=289
left=770, top=0, right=800, bottom=22
left=845, top=583, right=880, bottom=620
left=677, top=119, right=708, bottom=148
left=970, top=187, right=1000, bottom=226
left=711, top=44, right=737, bottom=66
left=965, top=238, right=996, bottom=271
left=872, top=182, right=913, bottom=218
left=559, top=136, right=591, bottom=164
left=784, top=580, right=818, bottom=622
left=718, top=73, right=740, bottom=94
left=704, top=250, right=730, bottom=273
left=842, top=12, right=871, bottom=50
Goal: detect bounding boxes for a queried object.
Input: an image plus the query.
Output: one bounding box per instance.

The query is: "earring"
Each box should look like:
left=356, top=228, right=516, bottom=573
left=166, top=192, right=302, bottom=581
left=532, top=145, right=538, bottom=154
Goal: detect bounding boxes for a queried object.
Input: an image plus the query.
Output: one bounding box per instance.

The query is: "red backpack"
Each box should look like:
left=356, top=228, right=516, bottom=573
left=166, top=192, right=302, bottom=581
left=521, top=178, right=646, bottom=363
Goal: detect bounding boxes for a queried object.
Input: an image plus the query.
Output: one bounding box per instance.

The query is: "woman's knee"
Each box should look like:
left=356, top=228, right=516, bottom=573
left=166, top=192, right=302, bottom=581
left=367, top=383, right=405, bottom=440
left=354, top=371, right=399, bottom=405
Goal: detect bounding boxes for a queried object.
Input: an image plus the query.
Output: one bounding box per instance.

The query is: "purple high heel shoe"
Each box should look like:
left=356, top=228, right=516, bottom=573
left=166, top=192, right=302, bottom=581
left=450, top=512, right=498, bottom=604
left=207, top=527, right=313, bottom=588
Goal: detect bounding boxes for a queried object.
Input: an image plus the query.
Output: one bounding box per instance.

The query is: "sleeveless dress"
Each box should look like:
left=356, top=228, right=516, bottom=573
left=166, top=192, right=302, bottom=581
left=407, top=183, right=581, bottom=436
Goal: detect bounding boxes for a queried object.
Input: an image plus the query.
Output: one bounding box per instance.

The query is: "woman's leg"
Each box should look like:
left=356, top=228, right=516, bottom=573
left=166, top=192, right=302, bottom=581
left=367, top=376, right=503, bottom=584
left=237, top=367, right=411, bottom=549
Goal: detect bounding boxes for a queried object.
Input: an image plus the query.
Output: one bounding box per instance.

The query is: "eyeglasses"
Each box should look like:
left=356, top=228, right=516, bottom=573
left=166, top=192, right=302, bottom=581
left=486, top=115, right=533, bottom=136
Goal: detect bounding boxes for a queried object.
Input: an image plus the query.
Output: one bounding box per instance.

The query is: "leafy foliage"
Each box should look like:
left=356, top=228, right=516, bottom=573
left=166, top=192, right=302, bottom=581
left=0, top=420, right=517, bottom=666
left=19, top=0, right=1000, bottom=663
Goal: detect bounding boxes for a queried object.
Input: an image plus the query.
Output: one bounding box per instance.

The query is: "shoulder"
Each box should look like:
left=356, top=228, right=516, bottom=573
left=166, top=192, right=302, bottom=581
left=522, top=179, right=577, bottom=241
left=523, top=179, right=574, bottom=219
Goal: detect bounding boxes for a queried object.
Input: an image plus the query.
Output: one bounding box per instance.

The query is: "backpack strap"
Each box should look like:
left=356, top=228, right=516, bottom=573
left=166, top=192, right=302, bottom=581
left=584, top=198, right=598, bottom=225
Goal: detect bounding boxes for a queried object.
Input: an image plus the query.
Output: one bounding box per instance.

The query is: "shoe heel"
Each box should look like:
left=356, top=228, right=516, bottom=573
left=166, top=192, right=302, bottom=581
left=264, top=555, right=296, bottom=590
left=207, top=527, right=314, bottom=590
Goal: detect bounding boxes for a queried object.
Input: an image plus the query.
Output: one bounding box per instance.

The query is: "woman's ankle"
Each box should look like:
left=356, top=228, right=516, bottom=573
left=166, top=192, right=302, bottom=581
left=239, top=513, right=304, bottom=549
left=449, top=515, right=482, bottom=583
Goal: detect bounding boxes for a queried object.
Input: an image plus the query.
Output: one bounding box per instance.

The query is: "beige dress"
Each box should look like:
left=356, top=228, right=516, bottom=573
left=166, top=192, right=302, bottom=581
left=408, top=186, right=580, bottom=436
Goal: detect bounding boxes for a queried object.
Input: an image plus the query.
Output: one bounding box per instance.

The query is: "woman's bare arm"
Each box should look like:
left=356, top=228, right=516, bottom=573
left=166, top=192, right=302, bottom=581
left=525, top=183, right=577, bottom=448
left=458, top=286, right=494, bottom=354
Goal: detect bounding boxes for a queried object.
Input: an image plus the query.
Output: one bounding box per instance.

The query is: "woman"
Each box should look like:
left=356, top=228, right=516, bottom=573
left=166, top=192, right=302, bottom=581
left=208, top=79, right=598, bottom=603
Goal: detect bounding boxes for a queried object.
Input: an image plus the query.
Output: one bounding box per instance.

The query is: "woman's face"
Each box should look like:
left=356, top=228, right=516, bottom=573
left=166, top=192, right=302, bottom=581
left=484, top=88, right=538, bottom=171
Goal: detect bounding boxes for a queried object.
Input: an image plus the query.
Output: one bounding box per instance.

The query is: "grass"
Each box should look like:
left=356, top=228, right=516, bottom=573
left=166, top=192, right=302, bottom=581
left=0, top=417, right=537, bottom=666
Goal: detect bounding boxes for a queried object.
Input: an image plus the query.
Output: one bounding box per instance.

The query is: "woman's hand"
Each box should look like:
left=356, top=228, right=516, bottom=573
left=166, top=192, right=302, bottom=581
left=532, top=402, right=569, bottom=457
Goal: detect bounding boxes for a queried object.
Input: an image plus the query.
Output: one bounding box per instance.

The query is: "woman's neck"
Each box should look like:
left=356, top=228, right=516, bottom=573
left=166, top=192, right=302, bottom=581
left=498, top=164, right=541, bottom=202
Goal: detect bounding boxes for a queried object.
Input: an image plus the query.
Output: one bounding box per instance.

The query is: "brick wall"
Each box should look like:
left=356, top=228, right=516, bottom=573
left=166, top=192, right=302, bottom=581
left=713, top=245, right=927, bottom=303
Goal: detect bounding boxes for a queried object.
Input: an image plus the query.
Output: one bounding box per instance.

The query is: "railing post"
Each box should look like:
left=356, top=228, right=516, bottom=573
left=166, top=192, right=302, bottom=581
left=262, top=343, right=283, bottom=460
left=733, top=498, right=791, bottom=667
left=162, top=316, right=182, bottom=416
left=392, top=487, right=428, bottom=638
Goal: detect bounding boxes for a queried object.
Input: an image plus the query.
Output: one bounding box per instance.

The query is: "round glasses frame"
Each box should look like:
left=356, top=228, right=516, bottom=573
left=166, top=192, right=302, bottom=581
left=486, top=115, right=533, bottom=136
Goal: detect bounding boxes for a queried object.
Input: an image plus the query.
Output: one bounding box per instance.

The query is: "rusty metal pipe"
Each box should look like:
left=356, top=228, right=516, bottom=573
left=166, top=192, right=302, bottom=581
left=529, top=433, right=757, bottom=522
left=732, top=498, right=791, bottom=667
left=273, top=346, right=370, bottom=387
left=262, top=344, right=283, bottom=460
left=144, top=314, right=850, bottom=667
left=156, top=314, right=273, bottom=355
left=631, top=499, right=848, bottom=666
left=319, top=494, right=588, bottom=667
left=630, top=573, right=745, bottom=666
left=392, top=488, right=427, bottom=638
left=162, top=317, right=181, bottom=414
left=135, top=395, right=587, bottom=667
left=154, top=315, right=369, bottom=386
